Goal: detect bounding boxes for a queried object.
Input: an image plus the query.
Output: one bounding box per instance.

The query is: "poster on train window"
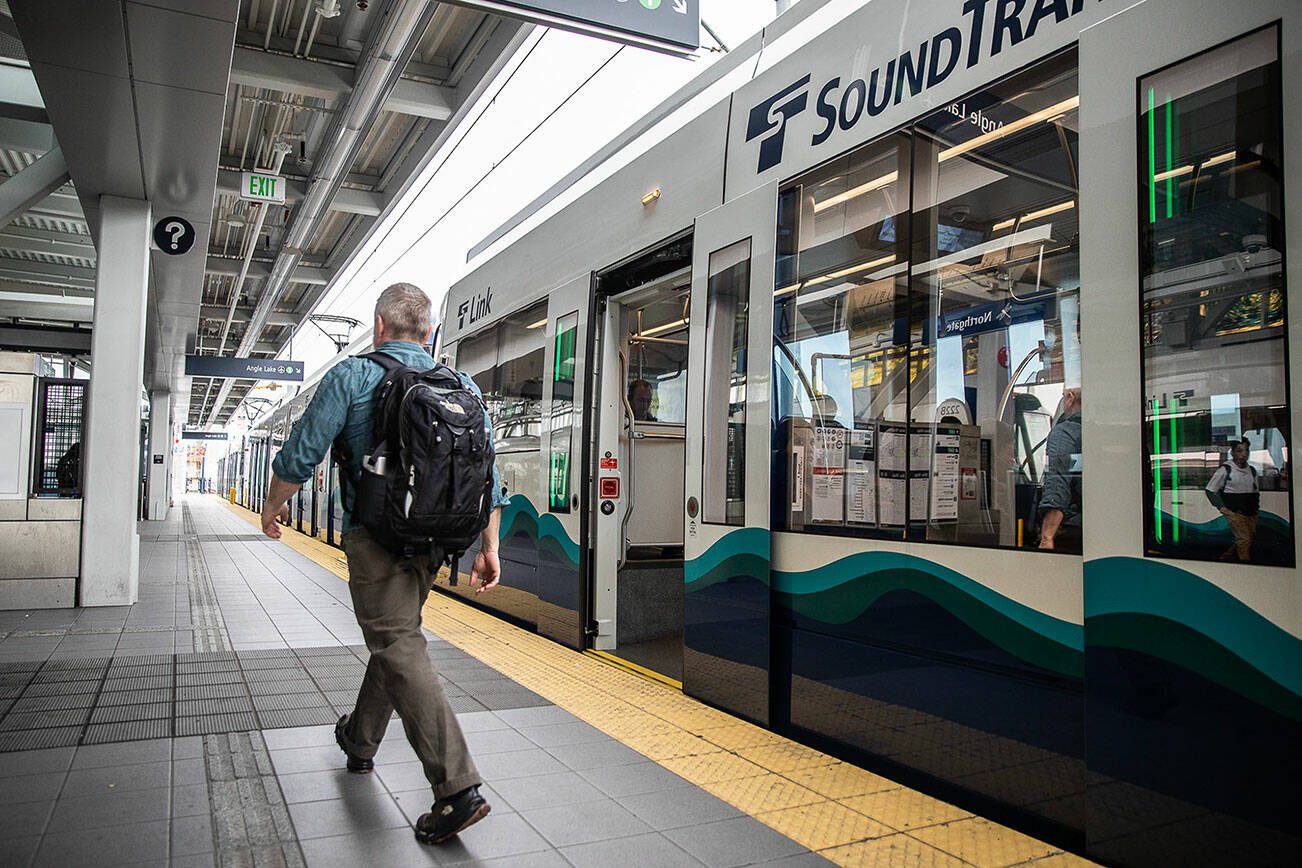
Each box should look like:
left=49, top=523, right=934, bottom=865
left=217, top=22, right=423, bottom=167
left=811, top=426, right=846, bottom=524
left=877, top=424, right=908, bottom=526
left=845, top=425, right=877, bottom=526
left=930, top=426, right=961, bottom=521
left=908, top=427, right=932, bottom=523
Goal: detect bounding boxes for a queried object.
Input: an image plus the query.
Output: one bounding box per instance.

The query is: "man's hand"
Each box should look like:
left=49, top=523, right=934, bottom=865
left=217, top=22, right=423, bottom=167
left=469, top=548, right=500, bottom=594
left=261, top=503, right=290, bottom=539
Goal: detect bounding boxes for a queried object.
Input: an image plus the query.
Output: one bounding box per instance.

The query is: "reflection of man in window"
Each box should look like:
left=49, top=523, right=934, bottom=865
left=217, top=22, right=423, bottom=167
left=628, top=379, right=657, bottom=422
left=1205, top=438, right=1259, bottom=561
left=1039, top=387, right=1082, bottom=552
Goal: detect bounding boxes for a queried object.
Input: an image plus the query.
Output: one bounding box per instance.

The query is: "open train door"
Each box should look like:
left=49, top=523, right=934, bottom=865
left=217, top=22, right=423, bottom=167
left=683, top=182, right=778, bottom=725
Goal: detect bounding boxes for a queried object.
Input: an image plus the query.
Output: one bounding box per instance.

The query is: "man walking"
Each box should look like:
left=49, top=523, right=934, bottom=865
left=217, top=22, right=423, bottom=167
left=259, top=282, right=509, bottom=844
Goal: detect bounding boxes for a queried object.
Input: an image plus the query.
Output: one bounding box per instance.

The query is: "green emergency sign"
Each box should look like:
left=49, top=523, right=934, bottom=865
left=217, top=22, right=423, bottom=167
left=241, top=171, right=285, bottom=204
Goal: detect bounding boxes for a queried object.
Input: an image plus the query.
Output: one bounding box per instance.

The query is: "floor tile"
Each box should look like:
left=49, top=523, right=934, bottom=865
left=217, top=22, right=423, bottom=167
left=664, top=816, right=807, bottom=868
left=560, top=831, right=704, bottom=868
left=0, top=799, right=54, bottom=839
left=490, top=769, right=608, bottom=812
left=268, top=744, right=348, bottom=776
left=72, top=738, right=173, bottom=769
left=47, top=786, right=172, bottom=832
left=170, top=812, right=215, bottom=856
left=0, top=771, right=68, bottom=805
left=34, top=818, right=170, bottom=867
left=520, top=798, right=652, bottom=847
left=61, top=760, right=171, bottom=796
left=277, top=768, right=385, bottom=804
left=171, top=782, right=212, bottom=817
left=622, top=786, right=745, bottom=830
left=579, top=760, right=696, bottom=798
left=287, top=790, right=409, bottom=839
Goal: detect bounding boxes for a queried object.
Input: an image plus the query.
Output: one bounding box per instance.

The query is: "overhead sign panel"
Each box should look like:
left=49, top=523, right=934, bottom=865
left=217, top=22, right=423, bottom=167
left=240, top=171, right=286, bottom=203
left=181, top=431, right=228, bottom=441
left=185, top=355, right=305, bottom=381
left=450, top=0, right=699, bottom=54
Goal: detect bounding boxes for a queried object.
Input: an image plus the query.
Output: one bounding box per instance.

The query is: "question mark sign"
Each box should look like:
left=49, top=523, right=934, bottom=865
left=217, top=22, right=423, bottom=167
left=164, top=221, right=185, bottom=251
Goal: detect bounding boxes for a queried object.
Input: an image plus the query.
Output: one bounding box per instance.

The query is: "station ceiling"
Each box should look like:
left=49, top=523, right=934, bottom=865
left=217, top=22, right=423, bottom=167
left=0, top=0, right=528, bottom=427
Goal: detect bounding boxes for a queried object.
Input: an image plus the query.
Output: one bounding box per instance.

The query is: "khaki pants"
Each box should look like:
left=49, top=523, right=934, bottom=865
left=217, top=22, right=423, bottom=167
left=1223, top=512, right=1258, bottom=561
left=339, top=529, right=479, bottom=798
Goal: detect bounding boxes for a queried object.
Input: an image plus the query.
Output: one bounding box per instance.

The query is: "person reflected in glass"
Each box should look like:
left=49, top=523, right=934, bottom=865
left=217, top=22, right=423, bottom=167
left=56, top=441, right=81, bottom=493
left=1205, top=438, right=1259, bottom=562
left=628, top=379, right=658, bottom=422
left=1038, top=387, right=1082, bottom=552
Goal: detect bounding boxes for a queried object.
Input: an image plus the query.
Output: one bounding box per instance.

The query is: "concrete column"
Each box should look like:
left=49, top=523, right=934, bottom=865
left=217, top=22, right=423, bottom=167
left=81, top=196, right=150, bottom=606
left=146, top=390, right=170, bottom=520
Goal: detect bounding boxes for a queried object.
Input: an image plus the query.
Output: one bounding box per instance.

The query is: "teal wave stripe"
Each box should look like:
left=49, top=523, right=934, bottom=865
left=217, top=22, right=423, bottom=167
left=499, top=495, right=580, bottom=565
left=685, top=527, right=770, bottom=586
left=1086, top=557, right=1302, bottom=704
left=776, top=552, right=1082, bottom=677
left=1156, top=510, right=1291, bottom=546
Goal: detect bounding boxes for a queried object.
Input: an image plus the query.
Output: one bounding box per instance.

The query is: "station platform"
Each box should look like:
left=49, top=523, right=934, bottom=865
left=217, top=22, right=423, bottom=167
left=0, top=496, right=1092, bottom=868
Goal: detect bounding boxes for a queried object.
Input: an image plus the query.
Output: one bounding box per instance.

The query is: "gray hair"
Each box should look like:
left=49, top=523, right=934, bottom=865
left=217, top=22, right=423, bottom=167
left=375, top=282, right=432, bottom=341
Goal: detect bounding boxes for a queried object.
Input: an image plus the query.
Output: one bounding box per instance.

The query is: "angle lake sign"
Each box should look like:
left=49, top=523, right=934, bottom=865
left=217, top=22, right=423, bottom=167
left=185, top=355, right=305, bottom=382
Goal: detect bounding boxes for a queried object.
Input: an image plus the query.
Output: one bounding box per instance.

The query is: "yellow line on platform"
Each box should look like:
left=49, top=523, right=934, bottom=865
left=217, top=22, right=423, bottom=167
left=212, top=495, right=1093, bottom=867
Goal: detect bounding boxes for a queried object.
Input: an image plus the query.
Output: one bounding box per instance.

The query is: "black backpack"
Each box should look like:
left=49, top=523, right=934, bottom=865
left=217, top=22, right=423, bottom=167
left=335, top=351, right=496, bottom=571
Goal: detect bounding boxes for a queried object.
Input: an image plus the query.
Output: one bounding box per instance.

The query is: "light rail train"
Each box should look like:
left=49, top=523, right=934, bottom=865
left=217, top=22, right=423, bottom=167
left=223, top=1, right=1301, bottom=863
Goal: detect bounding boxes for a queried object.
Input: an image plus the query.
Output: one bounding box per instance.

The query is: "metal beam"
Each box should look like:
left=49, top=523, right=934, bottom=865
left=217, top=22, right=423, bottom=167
left=199, top=304, right=298, bottom=327
left=0, top=146, right=70, bottom=229
left=0, top=64, right=49, bottom=125
left=0, top=227, right=95, bottom=260
left=0, top=286, right=93, bottom=323
left=0, top=253, right=94, bottom=287
left=228, top=45, right=454, bottom=119
left=0, top=322, right=92, bottom=353
left=0, top=117, right=55, bottom=154
left=215, top=169, right=383, bottom=216
left=205, top=256, right=332, bottom=285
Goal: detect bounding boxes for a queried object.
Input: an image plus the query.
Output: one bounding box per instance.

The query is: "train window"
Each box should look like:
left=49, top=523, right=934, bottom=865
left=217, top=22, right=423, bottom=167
left=1139, top=27, right=1292, bottom=567
left=774, top=132, right=911, bottom=536
left=626, top=288, right=689, bottom=424
left=912, top=50, right=1081, bottom=552
left=453, top=301, right=546, bottom=453
left=549, top=311, right=579, bottom=513
left=702, top=239, right=751, bottom=525
left=773, top=51, right=1082, bottom=552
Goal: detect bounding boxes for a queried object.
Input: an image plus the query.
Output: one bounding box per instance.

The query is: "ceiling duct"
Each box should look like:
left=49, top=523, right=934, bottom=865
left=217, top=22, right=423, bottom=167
left=204, top=0, right=439, bottom=426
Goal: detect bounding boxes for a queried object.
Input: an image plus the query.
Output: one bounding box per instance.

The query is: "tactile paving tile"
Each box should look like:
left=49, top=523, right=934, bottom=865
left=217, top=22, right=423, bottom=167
left=177, top=683, right=248, bottom=701
left=251, top=693, right=331, bottom=712
left=82, top=719, right=173, bottom=744
left=0, top=707, right=93, bottom=731
left=41, top=656, right=110, bottom=669
left=89, top=702, right=172, bottom=724
left=102, top=674, right=172, bottom=692
left=247, top=679, right=318, bottom=696
left=21, top=679, right=101, bottom=697
left=97, top=688, right=173, bottom=706
left=238, top=649, right=299, bottom=660
left=177, top=651, right=237, bottom=663
left=237, top=657, right=302, bottom=672
left=177, top=671, right=245, bottom=687
left=0, top=661, right=43, bottom=674
left=446, top=695, right=489, bottom=714
left=243, top=668, right=305, bottom=682
left=311, top=675, right=365, bottom=692
left=175, top=713, right=259, bottom=736
left=256, top=707, right=339, bottom=728
left=476, top=691, right=552, bottom=711
left=294, top=647, right=356, bottom=658
left=29, top=668, right=105, bottom=684
left=176, top=660, right=240, bottom=674
left=106, top=663, right=174, bottom=678
left=0, top=725, right=84, bottom=751
left=175, top=697, right=254, bottom=717
left=8, top=692, right=98, bottom=712
left=113, top=653, right=174, bottom=665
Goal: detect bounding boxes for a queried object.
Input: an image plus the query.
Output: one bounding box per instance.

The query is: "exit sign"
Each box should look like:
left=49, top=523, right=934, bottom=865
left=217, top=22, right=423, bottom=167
left=241, top=171, right=285, bottom=204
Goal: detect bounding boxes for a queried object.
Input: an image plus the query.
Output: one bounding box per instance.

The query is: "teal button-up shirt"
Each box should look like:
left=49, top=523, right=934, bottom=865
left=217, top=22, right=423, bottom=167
left=271, top=340, right=509, bottom=535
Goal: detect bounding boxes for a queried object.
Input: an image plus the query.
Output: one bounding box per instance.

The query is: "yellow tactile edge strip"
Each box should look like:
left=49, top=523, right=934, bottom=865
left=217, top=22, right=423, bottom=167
left=214, top=496, right=1096, bottom=868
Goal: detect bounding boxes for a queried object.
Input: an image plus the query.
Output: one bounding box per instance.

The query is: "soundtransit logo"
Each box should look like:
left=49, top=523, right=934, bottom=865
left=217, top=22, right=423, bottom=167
left=744, top=75, right=811, bottom=173
left=742, top=0, right=1106, bottom=174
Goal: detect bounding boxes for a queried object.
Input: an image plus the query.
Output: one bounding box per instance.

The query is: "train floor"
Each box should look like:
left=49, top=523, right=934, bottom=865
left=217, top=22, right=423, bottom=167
left=0, top=495, right=1094, bottom=868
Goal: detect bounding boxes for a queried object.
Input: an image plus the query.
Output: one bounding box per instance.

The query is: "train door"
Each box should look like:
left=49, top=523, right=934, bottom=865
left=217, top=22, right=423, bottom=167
left=1080, top=5, right=1298, bottom=864
left=588, top=239, right=693, bottom=683
left=535, top=274, right=592, bottom=650
left=682, top=182, right=778, bottom=724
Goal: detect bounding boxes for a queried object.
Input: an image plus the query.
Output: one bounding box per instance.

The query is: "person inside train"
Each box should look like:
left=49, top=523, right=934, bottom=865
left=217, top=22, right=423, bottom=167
left=1205, top=437, right=1260, bottom=562
left=257, top=283, right=508, bottom=846
left=629, top=378, right=658, bottom=421
left=1038, top=386, right=1082, bottom=552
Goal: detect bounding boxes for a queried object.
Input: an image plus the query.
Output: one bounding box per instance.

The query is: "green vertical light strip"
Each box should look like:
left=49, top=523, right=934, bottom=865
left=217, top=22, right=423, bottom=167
left=1147, top=88, right=1158, bottom=224
left=1170, top=414, right=1179, bottom=543
left=1152, top=399, right=1162, bottom=543
left=1171, top=96, right=1182, bottom=221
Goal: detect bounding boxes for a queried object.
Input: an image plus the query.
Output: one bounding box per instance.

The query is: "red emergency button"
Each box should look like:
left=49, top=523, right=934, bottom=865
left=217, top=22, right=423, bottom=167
left=599, top=477, right=620, bottom=499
